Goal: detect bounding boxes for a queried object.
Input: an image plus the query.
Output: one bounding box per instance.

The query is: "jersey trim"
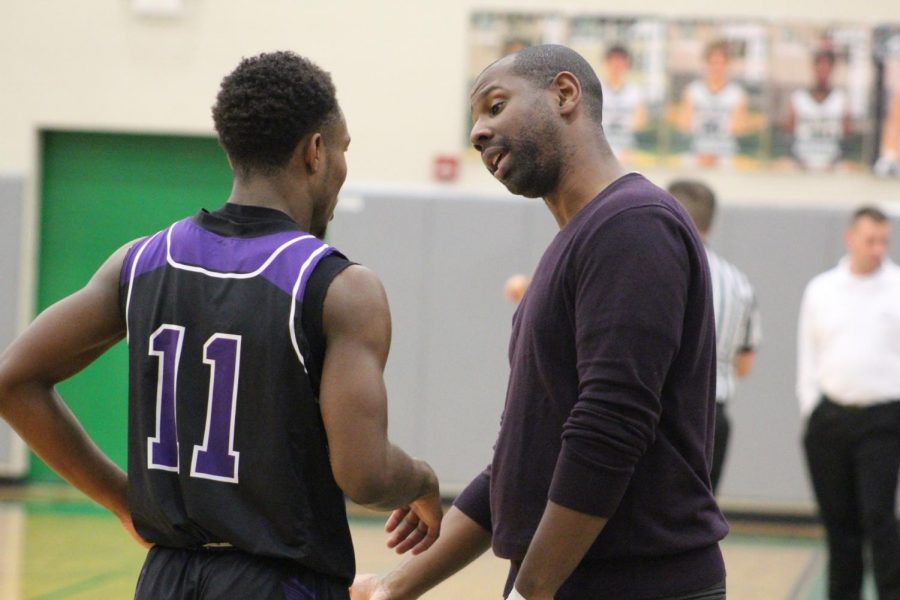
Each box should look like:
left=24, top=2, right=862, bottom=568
left=290, top=244, right=333, bottom=372
left=165, top=221, right=317, bottom=279
left=126, top=232, right=165, bottom=342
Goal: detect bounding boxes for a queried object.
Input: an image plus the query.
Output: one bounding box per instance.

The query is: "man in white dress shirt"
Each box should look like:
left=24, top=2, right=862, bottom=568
left=797, top=206, right=900, bottom=600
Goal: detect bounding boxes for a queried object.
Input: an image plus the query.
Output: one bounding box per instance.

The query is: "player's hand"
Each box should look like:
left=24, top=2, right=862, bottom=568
left=349, top=574, right=392, bottom=600
left=385, top=488, right=443, bottom=555
left=116, top=512, right=152, bottom=549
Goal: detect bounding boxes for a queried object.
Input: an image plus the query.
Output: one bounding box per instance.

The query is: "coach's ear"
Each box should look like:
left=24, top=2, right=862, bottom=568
left=552, top=71, right=582, bottom=118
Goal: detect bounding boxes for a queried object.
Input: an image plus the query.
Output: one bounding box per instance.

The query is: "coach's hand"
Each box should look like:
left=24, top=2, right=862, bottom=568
left=349, top=574, right=392, bottom=600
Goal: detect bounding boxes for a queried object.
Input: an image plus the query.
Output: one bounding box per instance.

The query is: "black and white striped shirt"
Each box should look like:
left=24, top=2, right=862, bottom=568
left=707, top=248, right=762, bottom=402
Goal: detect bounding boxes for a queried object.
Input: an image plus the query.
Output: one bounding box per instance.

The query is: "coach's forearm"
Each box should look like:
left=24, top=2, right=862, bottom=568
left=382, top=506, right=492, bottom=599
left=513, top=501, right=607, bottom=599
left=0, top=382, right=128, bottom=516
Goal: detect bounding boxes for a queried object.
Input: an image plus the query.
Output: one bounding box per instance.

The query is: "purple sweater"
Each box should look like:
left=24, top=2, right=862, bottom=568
left=454, top=173, right=728, bottom=599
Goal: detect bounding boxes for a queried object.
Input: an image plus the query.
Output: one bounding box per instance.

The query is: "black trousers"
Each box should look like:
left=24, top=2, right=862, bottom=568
left=134, top=546, right=350, bottom=600
left=804, top=398, right=900, bottom=600
left=710, top=402, right=730, bottom=494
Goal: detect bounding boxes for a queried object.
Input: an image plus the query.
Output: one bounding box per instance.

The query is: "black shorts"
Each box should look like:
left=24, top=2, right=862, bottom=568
left=134, top=546, right=349, bottom=600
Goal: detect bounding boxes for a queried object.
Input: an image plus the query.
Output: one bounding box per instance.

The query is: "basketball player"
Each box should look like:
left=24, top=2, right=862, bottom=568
left=676, top=39, right=750, bottom=167
left=874, top=91, right=900, bottom=176
left=0, top=51, right=441, bottom=599
left=600, top=44, right=647, bottom=161
left=352, top=44, right=726, bottom=600
left=785, top=49, right=850, bottom=171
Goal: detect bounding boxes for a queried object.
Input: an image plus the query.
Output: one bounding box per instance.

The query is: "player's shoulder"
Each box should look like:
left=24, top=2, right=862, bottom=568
left=723, top=82, right=747, bottom=101
left=790, top=88, right=809, bottom=105
left=685, top=79, right=705, bottom=97
left=828, top=87, right=849, bottom=107
left=323, top=264, right=387, bottom=317
left=622, top=81, right=643, bottom=100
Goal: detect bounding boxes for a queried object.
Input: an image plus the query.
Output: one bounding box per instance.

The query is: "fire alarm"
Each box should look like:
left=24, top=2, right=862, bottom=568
left=433, top=154, right=459, bottom=183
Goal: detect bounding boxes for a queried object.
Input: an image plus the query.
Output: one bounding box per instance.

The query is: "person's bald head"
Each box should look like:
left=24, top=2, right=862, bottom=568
left=476, top=44, right=605, bottom=125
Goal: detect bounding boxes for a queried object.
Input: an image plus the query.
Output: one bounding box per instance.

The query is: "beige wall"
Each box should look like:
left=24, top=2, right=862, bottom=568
left=2, top=0, right=900, bottom=203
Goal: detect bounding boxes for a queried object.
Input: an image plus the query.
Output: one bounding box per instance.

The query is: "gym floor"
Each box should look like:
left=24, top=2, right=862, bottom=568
left=0, top=485, right=872, bottom=599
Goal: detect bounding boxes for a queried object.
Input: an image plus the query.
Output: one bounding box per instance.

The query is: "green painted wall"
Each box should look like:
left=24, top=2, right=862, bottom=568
left=34, top=130, right=232, bottom=481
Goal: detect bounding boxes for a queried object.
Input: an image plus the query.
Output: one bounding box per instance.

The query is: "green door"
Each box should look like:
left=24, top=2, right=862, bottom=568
left=35, top=130, right=232, bottom=481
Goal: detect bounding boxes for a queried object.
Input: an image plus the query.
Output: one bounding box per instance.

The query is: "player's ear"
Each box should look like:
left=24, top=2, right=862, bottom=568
left=300, top=132, right=324, bottom=174
left=553, top=71, right=582, bottom=117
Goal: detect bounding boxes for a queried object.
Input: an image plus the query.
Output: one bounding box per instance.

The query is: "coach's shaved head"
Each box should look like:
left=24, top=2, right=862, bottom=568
left=506, top=44, right=605, bottom=125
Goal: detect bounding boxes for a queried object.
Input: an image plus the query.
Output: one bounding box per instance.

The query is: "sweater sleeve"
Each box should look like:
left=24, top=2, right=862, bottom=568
left=452, top=465, right=492, bottom=533
left=549, top=207, right=691, bottom=517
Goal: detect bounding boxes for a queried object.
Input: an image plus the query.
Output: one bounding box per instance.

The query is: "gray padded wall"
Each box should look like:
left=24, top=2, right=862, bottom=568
left=330, top=186, right=900, bottom=507
left=330, top=188, right=557, bottom=491
left=0, top=176, right=27, bottom=478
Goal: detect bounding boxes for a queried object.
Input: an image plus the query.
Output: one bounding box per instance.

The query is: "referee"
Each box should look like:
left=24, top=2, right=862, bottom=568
left=669, top=180, right=762, bottom=493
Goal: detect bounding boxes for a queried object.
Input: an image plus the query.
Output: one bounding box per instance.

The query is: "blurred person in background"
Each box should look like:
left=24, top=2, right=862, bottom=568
left=600, top=44, right=648, bottom=162
left=784, top=48, right=851, bottom=171
left=874, top=90, right=900, bottom=176
left=668, top=180, right=762, bottom=494
left=675, top=39, right=751, bottom=168
left=797, top=206, right=900, bottom=600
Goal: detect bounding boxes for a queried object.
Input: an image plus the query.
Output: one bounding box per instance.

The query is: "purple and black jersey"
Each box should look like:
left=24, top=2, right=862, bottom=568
left=120, top=204, right=354, bottom=585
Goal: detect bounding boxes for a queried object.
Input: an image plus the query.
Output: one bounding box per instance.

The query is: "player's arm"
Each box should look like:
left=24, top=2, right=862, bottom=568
left=674, top=89, right=694, bottom=131
left=632, top=99, right=648, bottom=131
left=842, top=104, right=854, bottom=138
left=784, top=97, right=797, bottom=135
left=883, top=92, right=900, bottom=156
left=320, top=265, right=441, bottom=553
left=0, top=242, right=145, bottom=544
left=730, top=94, right=751, bottom=135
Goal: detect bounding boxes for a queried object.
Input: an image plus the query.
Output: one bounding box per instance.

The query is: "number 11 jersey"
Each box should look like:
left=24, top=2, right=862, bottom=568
left=119, top=204, right=354, bottom=585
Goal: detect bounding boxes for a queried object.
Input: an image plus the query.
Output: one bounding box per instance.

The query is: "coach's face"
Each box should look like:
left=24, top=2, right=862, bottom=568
left=845, top=216, right=890, bottom=275
left=469, top=59, right=564, bottom=199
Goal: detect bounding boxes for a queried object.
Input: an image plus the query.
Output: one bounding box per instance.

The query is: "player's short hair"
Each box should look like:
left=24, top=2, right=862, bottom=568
left=704, top=39, right=730, bottom=61
left=668, top=179, right=717, bottom=233
left=605, top=44, right=631, bottom=61
left=813, top=48, right=837, bottom=66
left=850, top=205, right=888, bottom=225
left=212, top=51, right=340, bottom=178
left=510, top=44, right=605, bottom=125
